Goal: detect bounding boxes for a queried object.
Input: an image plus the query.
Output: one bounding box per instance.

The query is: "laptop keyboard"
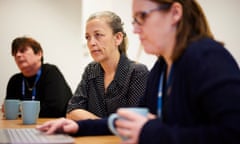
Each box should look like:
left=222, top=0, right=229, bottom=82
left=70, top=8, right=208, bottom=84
left=6, top=128, right=74, bottom=144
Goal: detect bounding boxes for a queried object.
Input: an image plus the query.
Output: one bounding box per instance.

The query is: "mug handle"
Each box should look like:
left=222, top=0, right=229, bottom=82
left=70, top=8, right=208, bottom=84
left=108, top=113, right=120, bottom=136
left=18, top=102, right=21, bottom=116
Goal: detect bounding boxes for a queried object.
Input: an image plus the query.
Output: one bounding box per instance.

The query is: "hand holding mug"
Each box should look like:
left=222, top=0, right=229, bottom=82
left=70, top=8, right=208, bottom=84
left=108, top=107, right=149, bottom=142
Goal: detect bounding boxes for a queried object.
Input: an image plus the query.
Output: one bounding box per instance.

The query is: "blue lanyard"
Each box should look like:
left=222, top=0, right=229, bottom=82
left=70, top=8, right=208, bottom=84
left=22, top=68, right=42, bottom=100
left=157, top=72, right=164, bottom=118
left=157, top=66, right=173, bottom=118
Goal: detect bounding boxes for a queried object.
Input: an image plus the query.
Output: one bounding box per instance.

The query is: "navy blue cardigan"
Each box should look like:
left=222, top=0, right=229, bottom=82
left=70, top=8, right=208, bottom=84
left=75, top=38, right=240, bottom=144
left=139, top=38, right=240, bottom=144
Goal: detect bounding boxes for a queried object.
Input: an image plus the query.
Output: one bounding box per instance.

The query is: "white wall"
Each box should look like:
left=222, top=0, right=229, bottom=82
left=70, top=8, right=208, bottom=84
left=0, top=0, right=240, bottom=105
left=0, top=0, right=83, bottom=104
left=199, top=0, right=240, bottom=64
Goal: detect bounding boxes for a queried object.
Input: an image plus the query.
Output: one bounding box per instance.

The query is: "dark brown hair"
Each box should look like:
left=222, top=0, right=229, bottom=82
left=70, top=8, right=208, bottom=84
left=11, top=36, right=44, bottom=62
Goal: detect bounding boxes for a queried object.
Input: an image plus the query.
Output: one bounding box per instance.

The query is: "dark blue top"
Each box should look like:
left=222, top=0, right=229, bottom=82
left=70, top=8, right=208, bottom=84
left=75, top=38, right=240, bottom=144
left=139, top=38, right=240, bottom=144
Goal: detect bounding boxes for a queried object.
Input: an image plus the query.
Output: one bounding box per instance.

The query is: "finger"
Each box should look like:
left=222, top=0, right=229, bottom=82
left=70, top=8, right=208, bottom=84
left=45, top=126, right=60, bottom=134
left=36, top=121, right=54, bottom=131
left=148, top=113, right=156, bottom=119
left=116, top=118, right=133, bottom=129
left=118, top=128, right=137, bottom=144
left=117, top=109, right=145, bottom=121
left=41, top=118, right=65, bottom=134
left=36, top=124, right=49, bottom=131
left=45, top=122, right=62, bottom=134
left=116, top=127, right=132, bottom=139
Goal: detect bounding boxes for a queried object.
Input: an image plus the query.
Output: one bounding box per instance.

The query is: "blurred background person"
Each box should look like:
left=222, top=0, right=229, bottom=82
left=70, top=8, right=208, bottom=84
left=3, top=36, right=72, bottom=118
left=113, top=0, right=240, bottom=143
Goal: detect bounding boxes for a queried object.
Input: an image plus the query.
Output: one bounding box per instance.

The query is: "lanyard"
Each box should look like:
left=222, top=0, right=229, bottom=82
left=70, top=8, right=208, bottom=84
left=22, top=68, right=42, bottom=100
left=157, top=66, right=173, bottom=118
left=157, top=71, right=164, bottom=118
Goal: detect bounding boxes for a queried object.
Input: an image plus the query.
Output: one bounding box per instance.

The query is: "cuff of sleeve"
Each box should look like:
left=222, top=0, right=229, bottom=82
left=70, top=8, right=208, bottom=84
left=74, top=118, right=112, bottom=136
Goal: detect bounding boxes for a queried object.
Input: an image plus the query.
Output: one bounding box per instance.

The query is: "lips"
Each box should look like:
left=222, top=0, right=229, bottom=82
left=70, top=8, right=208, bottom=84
left=91, top=49, right=101, bottom=55
left=16, top=59, right=24, bottom=64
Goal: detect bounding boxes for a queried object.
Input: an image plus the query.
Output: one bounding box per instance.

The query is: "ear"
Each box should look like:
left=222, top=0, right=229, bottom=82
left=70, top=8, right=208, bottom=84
left=114, top=32, right=124, bottom=46
left=170, top=2, right=183, bottom=25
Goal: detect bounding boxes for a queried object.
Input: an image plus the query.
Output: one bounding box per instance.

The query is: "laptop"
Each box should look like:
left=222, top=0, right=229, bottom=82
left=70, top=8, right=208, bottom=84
left=0, top=128, right=74, bottom=144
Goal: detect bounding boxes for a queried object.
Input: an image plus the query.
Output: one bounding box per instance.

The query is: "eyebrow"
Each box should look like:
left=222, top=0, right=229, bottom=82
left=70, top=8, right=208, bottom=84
left=86, top=29, right=105, bottom=35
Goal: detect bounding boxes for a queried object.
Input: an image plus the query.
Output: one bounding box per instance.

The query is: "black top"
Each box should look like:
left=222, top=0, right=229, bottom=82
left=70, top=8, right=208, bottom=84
left=67, top=54, right=149, bottom=117
left=6, top=63, right=73, bottom=118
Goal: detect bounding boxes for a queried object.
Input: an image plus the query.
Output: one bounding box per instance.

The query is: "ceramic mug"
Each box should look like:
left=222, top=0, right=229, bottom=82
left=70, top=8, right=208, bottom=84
left=21, top=100, right=40, bottom=124
left=4, top=99, right=21, bottom=120
left=108, top=107, right=149, bottom=140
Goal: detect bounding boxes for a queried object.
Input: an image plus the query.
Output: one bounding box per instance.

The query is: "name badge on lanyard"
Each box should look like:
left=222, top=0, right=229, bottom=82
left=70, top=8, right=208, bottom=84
left=22, top=68, right=42, bottom=100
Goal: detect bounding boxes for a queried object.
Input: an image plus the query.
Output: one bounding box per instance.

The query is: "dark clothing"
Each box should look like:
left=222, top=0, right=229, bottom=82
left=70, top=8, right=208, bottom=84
left=6, top=63, right=73, bottom=118
left=67, top=54, right=149, bottom=117
left=139, top=38, right=240, bottom=144
left=74, top=38, right=240, bottom=144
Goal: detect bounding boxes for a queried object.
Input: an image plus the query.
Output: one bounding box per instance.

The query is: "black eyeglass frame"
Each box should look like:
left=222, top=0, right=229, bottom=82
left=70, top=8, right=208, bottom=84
left=132, top=4, right=171, bottom=25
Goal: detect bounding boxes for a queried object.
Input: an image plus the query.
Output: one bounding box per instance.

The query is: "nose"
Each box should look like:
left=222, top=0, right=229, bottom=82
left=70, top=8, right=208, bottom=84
left=87, top=37, right=97, bottom=49
left=14, top=51, right=22, bottom=63
left=132, top=22, right=141, bottom=34
left=15, top=51, right=22, bottom=57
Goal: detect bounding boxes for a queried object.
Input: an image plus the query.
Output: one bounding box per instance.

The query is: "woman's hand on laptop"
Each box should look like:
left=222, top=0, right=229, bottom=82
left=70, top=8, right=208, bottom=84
left=36, top=118, right=79, bottom=134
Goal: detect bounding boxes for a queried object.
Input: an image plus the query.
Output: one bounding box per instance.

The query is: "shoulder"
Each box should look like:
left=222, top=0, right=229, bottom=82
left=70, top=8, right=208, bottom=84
left=41, top=63, right=65, bottom=78
left=84, top=61, right=101, bottom=74
left=121, top=54, right=149, bottom=73
left=82, top=61, right=102, bottom=79
left=8, top=73, right=22, bottom=83
left=42, top=63, right=61, bottom=73
left=129, top=61, right=149, bottom=74
left=180, top=38, right=237, bottom=66
left=85, top=61, right=100, bottom=70
left=185, top=38, right=228, bottom=59
left=175, top=38, right=239, bottom=80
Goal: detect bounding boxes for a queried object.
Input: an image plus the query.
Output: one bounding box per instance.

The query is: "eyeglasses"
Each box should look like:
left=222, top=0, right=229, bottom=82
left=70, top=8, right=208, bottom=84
left=132, top=4, right=171, bottom=26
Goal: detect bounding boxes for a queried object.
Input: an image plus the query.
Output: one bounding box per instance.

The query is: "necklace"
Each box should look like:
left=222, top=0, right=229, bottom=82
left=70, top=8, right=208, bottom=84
left=22, top=68, right=42, bottom=100
left=25, top=80, right=34, bottom=91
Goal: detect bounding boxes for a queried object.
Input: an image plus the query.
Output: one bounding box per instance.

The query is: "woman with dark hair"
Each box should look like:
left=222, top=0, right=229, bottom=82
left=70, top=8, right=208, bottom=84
left=4, top=36, right=72, bottom=118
